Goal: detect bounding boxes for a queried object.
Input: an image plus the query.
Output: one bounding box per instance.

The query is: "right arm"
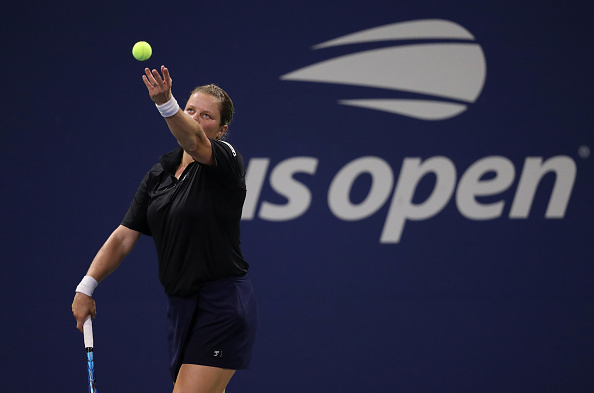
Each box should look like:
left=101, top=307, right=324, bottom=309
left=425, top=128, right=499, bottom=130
left=72, top=225, right=141, bottom=331
left=142, top=66, right=215, bottom=165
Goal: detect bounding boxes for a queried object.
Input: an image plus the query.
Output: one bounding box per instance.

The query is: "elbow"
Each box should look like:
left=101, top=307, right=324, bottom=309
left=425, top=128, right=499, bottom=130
left=178, top=140, right=197, bottom=152
left=113, top=225, right=141, bottom=256
left=179, top=133, right=211, bottom=155
left=177, top=130, right=208, bottom=152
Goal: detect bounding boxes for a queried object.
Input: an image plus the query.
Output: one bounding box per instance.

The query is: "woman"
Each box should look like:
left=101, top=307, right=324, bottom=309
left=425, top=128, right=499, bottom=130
left=71, top=65, right=257, bottom=393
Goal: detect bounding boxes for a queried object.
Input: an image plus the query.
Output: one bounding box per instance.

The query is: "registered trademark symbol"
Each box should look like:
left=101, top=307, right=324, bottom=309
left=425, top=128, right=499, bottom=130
left=578, top=145, right=590, bottom=159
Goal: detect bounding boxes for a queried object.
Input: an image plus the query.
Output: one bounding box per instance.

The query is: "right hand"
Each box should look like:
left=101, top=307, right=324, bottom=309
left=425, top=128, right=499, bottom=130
left=143, top=65, right=173, bottom=105
left=72, top=292, right=97, bottom=332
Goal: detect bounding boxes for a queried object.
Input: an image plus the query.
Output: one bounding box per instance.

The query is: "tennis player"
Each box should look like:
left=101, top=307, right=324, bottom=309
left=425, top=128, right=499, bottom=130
left=71, top=65, right=258, bottom=393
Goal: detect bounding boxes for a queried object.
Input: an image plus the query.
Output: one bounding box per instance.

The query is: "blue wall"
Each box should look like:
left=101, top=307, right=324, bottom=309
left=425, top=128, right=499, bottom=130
left=2, top=1, right=593, bottom=392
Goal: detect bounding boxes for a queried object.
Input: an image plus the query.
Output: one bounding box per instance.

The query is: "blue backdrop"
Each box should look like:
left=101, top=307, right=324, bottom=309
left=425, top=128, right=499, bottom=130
left=2, top=1, right=593, bottom=392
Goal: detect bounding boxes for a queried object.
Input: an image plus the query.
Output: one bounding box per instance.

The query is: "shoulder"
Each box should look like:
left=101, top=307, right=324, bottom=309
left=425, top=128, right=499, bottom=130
left=149, top=162, right=164, bottom=175
left=212, top=139, right=240, bottom=158
left=218, top=140, right=238, bottom=157
left=137, top=162, right=166, bottom=188
left=206, top=140, right=246, bottom=185
left=210, top=140, right=244, bottom=169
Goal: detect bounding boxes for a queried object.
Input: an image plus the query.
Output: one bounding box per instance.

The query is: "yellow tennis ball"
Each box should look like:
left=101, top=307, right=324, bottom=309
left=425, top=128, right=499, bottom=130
left=132, top=41, right=152, bottom=61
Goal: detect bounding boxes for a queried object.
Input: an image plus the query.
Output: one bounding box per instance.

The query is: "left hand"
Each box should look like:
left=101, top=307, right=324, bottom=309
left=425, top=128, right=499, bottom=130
left=143, top=65, right=173, bottom=105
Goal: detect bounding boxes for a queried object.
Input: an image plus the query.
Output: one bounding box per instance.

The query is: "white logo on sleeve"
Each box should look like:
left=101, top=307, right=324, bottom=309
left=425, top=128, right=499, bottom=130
left=221, top=141, right=237, bottom=157
left=280, top=19, right=487, bottom=121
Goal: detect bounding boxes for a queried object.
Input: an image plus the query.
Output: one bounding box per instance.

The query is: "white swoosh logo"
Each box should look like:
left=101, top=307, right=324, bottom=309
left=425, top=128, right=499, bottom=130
left=280, top=19, right=487, bottom=121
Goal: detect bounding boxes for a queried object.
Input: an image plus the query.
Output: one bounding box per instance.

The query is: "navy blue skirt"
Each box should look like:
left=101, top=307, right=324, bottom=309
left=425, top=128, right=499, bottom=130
left=166, top=275, right=258, bottom=382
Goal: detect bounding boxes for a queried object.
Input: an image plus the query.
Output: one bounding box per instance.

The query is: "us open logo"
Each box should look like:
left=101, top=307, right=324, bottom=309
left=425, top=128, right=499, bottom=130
left=241, top=19, right=576, bottom=244
left=280, top=19, right=486, bottom=120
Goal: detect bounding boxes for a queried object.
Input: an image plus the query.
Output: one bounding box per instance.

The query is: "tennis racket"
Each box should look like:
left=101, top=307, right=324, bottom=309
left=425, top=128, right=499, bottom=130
left=83, top=315, right=97, bottom=393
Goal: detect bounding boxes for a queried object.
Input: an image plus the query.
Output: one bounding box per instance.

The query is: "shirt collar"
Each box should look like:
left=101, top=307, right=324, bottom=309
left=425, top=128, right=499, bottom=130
left=159, top=147, right=184, bottom=176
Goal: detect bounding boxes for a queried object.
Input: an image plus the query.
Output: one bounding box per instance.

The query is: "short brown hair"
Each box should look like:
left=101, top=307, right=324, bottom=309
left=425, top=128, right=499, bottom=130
left=189, top=84, right=234, bottom=127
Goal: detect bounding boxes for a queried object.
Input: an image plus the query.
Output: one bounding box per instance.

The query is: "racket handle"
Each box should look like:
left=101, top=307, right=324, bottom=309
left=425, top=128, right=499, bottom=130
left=83, top=315, right=94, bottom=349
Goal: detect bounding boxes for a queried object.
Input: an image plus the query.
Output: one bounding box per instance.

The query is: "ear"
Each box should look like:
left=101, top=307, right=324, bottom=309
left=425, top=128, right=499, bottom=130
left=218, top=125, right=229, bottom=139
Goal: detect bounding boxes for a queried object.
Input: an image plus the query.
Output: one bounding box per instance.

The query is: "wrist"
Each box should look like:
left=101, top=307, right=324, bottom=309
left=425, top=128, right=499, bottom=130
left=155, top=95, right=180, bottom=117
left=76, top=275, right=98, bottom=297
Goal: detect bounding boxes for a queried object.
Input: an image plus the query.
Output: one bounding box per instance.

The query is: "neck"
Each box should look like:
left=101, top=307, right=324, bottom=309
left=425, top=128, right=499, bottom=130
left=175, top=151, right=194, bottom=179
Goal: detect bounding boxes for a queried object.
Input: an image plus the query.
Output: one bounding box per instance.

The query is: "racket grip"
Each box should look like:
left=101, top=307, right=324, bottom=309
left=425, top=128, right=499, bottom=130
left=83, top=315, right=94, bottom=349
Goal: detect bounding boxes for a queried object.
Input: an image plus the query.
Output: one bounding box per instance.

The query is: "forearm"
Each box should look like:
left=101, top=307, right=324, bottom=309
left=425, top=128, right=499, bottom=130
left=73, top=226, right=139, bottom=331
left=164, top=110, right=211, bottom=159
left=86, top=225, right=140, bottom=283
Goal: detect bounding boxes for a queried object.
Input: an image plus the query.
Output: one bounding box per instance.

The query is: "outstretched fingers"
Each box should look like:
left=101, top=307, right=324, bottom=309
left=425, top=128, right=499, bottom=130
left=161, top=65, right=173, bottom=87
left=151, top=68, right=165, bottom=86
left=142, top=67, right=157, bottom=90
left=145, top=66, right=171, bottom=89
left=142, top=66, right=173, bottom=104
left=141, top=74, right=152, bottom=89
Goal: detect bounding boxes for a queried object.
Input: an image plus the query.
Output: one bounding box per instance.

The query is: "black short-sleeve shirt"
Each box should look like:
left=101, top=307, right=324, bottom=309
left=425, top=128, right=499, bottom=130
left=122, top=140, right=249, bottom=296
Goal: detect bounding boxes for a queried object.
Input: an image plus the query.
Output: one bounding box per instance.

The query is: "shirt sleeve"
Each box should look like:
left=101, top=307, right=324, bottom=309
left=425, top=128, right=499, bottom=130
left=205, top=139, right=246, bottom=189
left=121, top=169, right=153, bottom=236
